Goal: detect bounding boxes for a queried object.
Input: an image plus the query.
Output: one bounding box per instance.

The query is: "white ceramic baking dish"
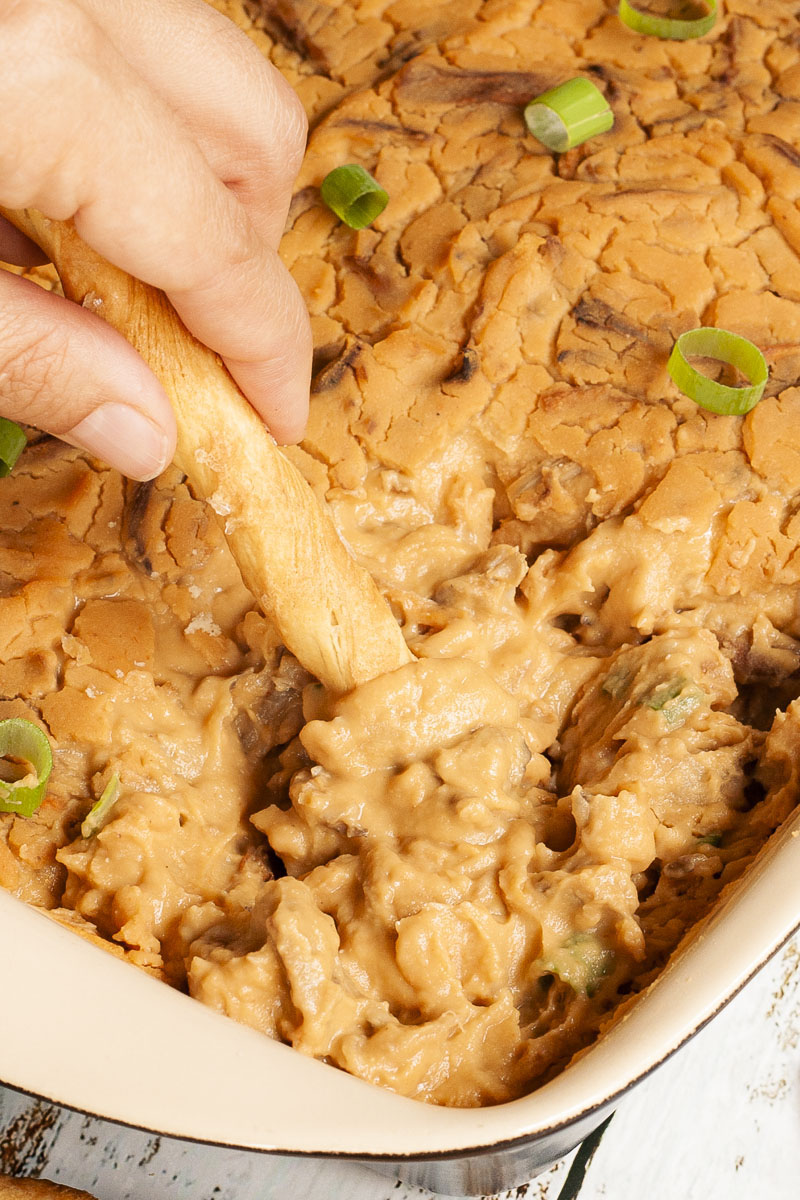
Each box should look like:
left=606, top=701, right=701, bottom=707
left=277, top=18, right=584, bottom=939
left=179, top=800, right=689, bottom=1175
left=2, top=805, right=799, bottom=1197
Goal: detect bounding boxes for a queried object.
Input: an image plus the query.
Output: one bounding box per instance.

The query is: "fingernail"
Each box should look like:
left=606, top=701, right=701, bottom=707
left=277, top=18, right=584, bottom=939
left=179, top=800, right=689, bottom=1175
left=67, top=403, right=171, bottom=480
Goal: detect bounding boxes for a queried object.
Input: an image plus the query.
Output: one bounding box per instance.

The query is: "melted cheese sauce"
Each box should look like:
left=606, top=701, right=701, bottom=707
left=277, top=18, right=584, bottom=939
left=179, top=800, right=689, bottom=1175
left=3, top=0, right=800, bottom=1108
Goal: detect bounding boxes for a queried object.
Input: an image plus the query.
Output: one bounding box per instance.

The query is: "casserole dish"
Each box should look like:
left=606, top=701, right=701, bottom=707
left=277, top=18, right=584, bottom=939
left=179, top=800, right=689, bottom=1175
left=2, top=803, right=799, bottom=1198
left=3, top=0, right=800, bottom=1193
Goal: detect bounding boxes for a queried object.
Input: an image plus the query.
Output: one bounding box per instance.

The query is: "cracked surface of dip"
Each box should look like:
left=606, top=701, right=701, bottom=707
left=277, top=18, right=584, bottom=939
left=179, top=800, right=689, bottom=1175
left=3, top=0, right=800, bottom=1107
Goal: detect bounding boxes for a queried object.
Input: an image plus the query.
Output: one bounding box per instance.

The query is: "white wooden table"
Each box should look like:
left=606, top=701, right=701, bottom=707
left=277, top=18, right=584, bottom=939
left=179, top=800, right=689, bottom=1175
left=2, top=930, right=799, bottom=1199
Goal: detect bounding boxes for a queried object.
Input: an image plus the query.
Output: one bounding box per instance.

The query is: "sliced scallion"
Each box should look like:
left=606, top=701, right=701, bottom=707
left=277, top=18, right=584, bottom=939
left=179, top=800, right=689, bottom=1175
left=667, top=327, right=768, bottom=415
left=642, top=676, right=690, bottom=710
left=320, top=164, right=389, bottom=230
left=0, top=718, right=53, bottom=817
left=539, top=932, right=616, bottom=997
left=0, top=418, right=26, bottom=477
left=524, top=77, right=613, bottom=153
left=618, top=0, right=717, bottom=40
left=601, top=666, right=633, bottom=699
left=81, top=773, right=121, bottom=838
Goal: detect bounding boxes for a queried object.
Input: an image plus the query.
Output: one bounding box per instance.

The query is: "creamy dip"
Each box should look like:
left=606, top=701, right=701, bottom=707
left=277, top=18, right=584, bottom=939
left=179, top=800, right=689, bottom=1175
left=2, top=0, right=800, bottom=1107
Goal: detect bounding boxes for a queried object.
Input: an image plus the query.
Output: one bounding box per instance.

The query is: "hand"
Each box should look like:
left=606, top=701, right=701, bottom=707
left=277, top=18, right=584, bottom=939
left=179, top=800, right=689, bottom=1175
left=0, top=0, right=312, bottom=480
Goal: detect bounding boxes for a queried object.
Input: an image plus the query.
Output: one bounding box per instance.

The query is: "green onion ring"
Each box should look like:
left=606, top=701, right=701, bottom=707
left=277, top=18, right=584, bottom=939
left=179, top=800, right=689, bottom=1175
left=81, top=773, right=121, bottom=838
left=320, top=164, right=389, bottom=230
left=524, top=77, right=614, bottom=154
left=0, top=718, right=53, bottom=817
left=0, top=418, right=26, bottom=477
left=667, top=327, right=768, bottom=415
left=618, top=0, right=717, bottom=40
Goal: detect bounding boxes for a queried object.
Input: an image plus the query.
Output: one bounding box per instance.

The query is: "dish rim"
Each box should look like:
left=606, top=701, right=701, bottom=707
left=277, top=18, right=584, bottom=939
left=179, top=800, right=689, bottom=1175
left=1, top=806, right=798, bottom=1162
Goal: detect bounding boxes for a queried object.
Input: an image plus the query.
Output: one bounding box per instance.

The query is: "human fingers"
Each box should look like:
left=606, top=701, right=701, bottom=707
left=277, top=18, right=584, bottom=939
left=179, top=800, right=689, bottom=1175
left=1, top=0, right=311, bottom=443
left=0, top=268, right=176, bottom=480
left=73, top=0, right=308, bottom=248
left=168, top=244, right=311, bottom=445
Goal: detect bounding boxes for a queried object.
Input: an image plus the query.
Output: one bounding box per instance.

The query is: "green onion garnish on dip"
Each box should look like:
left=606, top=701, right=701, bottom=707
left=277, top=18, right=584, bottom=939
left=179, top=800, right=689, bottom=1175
left=618, top=0, right=717, bottom=41
left=667, top=327, right=768, bottom=415
left=82, top=773, right=121, bottom=838
left=321, top=164, right=389, bottom=230
left=524, top=77, right=613, bottom=153
left=0, top=418, right=26, bottom=477
left=0, top=718, right=53, bottom=817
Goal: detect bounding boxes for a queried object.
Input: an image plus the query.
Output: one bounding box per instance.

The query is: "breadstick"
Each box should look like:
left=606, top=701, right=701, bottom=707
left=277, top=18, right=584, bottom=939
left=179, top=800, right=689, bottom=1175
left=2, top=208, right=412, bottom=693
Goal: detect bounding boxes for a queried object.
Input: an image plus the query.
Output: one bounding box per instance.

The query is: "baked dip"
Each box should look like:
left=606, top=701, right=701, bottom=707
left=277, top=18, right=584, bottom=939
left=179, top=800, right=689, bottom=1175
left=2, top=0, right=800, bottom=1106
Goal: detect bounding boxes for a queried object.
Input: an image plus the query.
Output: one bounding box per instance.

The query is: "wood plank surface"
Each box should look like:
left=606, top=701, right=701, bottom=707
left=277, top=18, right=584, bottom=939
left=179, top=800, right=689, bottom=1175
left=2, top=930, right=799, bottom=1199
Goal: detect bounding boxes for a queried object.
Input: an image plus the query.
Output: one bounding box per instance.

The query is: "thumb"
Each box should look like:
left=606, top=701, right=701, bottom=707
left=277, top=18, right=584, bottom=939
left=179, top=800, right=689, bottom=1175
left=0, top=268, right=176, bottom=480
